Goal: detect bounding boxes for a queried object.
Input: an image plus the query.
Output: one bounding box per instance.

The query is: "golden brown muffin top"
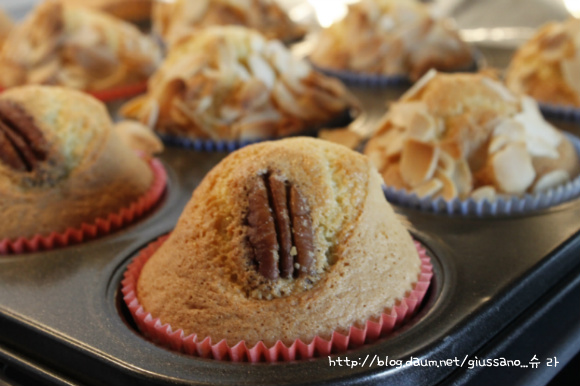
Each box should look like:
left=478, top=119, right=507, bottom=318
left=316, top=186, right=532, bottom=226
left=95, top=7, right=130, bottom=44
left=365, top=71, right=580, bottom=200
left=0, top=0, right=161, bottom=91
left=309, top=0, right=473, bottom=81
left=0, top=85, right=112, bottom=189
left=506, top=18, right=580, bottom=107
left=122, top=26, right=356, bottom=140
left=0, top=85, right=155, bottom=240
left=153, top=0, right=305, bottom=46
left=137, top=137, right=421, bottom=346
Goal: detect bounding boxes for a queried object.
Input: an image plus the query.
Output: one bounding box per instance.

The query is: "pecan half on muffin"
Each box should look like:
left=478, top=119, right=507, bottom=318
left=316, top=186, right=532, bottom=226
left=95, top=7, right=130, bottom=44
left=365, top=71, right=580, bottom=201
left=506, top=18, right=580, bottom=108
left=309, top=0, right=474, bottom=81
left=153, top=0, right=305, bottom=46
left=135, top=137, right=422, bottom=347
left=121, top=26, right=356, bottom=141
left=0, top=86, right=156, bottom=242
left=0, top=0, right=161, bottom=92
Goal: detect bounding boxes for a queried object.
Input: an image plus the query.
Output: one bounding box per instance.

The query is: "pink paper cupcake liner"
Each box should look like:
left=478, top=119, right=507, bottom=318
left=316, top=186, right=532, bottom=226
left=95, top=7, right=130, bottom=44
left=88, top=81, right=148, bottom=103
left=0, top=158, right=167, bottom=255
left=121, top=237, right=433, bottom=362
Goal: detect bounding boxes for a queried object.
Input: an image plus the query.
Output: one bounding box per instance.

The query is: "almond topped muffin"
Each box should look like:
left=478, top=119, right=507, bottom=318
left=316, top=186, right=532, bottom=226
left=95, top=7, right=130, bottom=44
left=122, top=26, right=356, bottom=141
left=153, top=0, right=305, bottom=46
left=59, top=0, right=153, bottom=22
left=506, top=18, right=580, bottom=108
left=0, top=0, right=161, bottom=92
left=0, top=86, right=156, bottom=242
left=309, top=0, right=474, bottom=81
left=365, top=71, right=580, bottom=202
left=135, top=137, right=424, bottom=347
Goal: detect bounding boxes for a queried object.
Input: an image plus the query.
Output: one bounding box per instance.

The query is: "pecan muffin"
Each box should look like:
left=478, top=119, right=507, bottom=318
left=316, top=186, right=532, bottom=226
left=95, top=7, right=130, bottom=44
left=0, top=86, right=154, bottom=241
left=153, top=0, right=305, bottom=46
left=506, top=18, right=580, bottom=108
left=136, top=137, right=422, bottom=346
left=122, top=26, right=356, bottom=141
left=309, top=0, right=474, bottom=81
left=0, top=0, right=161, bottom=92
left=365, top=71, right=580, bottom=201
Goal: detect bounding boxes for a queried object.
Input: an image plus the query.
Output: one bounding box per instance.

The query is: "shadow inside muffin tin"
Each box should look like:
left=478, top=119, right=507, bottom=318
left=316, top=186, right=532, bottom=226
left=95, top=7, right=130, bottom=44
left=109, top=234, right=445, bottom=365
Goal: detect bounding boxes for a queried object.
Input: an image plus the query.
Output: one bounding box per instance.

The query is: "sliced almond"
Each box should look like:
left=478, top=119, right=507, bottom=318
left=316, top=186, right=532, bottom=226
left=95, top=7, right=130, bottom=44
left=412, top=178, right=443, bottom=199
left=437, top=150, right=455, bottom=177
left=408, top=111, right=437, bottom=141
left=491, top=143, right=536, bottom=194
left=382, top=164, right=407, bottom=190
left=388, top=101, right=428, bottom=128
left=400, top=139, right=440, bottom=187
left=532, top=170, right=570, bottom=193
left=480, top=77, right=518, bottom=103
left=400, top=68, right=437, bottom=101
left=373, top=127, right=407, bottom=159
left=470, top=186, right=497, bottom=202
left=453, top=159, right=473, bottom=197
left=493, top=119, right=526, bottom=142
left=489, top=134, right=512, bottom=154
left=115, top=120, right=164, bottom=157
left=248, top=53, right=276, bottom=90
left=527, top=136, right=560, bottom=159
left=435, top=170, right=458, bottom=200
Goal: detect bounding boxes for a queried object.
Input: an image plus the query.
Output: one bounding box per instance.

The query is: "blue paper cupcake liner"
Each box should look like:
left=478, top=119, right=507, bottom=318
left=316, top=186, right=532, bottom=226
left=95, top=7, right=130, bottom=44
left=157, top=134, right=265, bottom=152
left=156, top=106, right=358, bottom=152
left=310, top=64, right=410, bottom=88
left=539, top=102, right=580, bottom=122
left=383, top=133, right=580, bottom=217
left=309, top=49, right=483, bottom=88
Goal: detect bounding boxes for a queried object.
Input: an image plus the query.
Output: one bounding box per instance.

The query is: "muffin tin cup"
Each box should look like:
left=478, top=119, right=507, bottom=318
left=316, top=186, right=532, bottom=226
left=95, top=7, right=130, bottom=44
left=121, top=238, right=433, bottom=363
left=539, top=102, right=580, bottom=122
left=383, top=134, right=580, bottom=217
left=0, top=158, right=167, bottom=255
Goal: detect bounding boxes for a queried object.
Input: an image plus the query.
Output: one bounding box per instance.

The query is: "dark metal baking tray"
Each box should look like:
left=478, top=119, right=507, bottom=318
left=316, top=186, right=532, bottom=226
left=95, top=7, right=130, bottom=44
left=1, top=135, right=580, bottom=385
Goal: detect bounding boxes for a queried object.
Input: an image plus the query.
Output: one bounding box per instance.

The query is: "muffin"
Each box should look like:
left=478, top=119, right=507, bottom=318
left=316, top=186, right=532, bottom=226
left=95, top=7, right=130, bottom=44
left=153, top=0, right=305, bottom=46
left=59, top=0, right=153, bottom=23
left=0, top=9, right=13, bottom=50
left=0, top=86, right=163, bottom=245
left=131, top=137, right=427, bottom=351
left=506, top=18, right=580, bottom=108
left=121, top=26, right=356, bottom=141
left=365, top=71, right=580, bottom=202
left=309, top=0, right=474, bottom=82
left=0, top=0, right=161, bottom=92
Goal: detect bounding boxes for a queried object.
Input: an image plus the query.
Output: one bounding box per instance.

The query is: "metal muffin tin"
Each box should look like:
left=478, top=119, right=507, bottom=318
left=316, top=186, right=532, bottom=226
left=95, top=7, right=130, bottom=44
left=2, top=78, right=580, bottom=386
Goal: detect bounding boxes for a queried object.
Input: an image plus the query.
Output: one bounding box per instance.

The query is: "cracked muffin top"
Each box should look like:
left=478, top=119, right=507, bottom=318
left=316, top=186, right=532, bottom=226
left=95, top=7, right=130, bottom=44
left=136, top=137, right=421, bottom=346
left=0, top=86, right=153, bottom=240
left=0, top=0, right=161, bottom=92
left=364, top=71, right=580, bottom=201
